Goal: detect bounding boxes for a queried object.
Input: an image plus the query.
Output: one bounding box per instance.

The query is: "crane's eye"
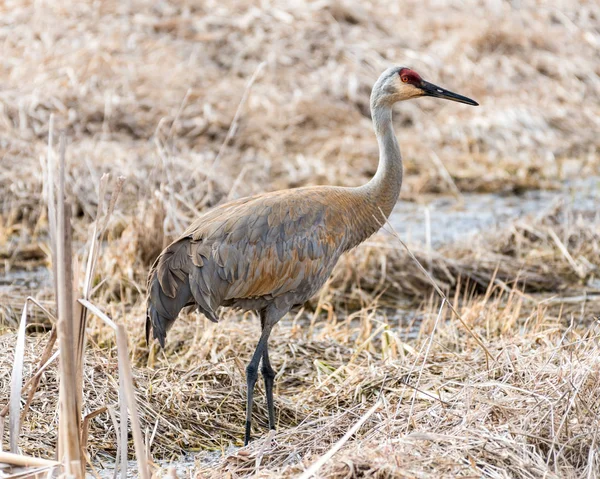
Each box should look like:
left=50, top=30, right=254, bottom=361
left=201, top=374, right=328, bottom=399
left=401, top=76, right=409, bottom=83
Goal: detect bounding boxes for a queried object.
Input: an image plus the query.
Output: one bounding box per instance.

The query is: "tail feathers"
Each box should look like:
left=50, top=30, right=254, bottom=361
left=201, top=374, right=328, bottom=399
left=146, top=304, right=171, bottom=348
left=146, top=272, right=192, bottom=348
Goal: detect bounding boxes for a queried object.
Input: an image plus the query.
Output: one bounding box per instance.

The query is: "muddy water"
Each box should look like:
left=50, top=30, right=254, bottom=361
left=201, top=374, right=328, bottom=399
left=0, top=267, right=51, bottom=291
left=94, top=447, right=238, bottom=478
left=94, top=456, right=197, bottom=478
left=388, top=177, right=599, bottom=248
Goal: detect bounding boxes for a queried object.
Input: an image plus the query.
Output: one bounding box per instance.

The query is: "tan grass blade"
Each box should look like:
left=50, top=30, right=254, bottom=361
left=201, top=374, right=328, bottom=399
left=1, top=302, right=56, bottom=422
left=77, top=299, right=117, bottom=331
left=55, top=135, right=83, bottom=477
left=8, top=300, right=29, bottom=453
left=45, top=114, right=57, bottom=301
left=2, top=466, right=55, bottom=479
left=81, top=407, right=108, bottom=455
left=116, top=324, right=150, bottom=479
left=118, top=358, right=128, bottom=479
left=548, top=228, right=586, bottom=279
left=106, top=407, right=121, bottom=479
left=0, top=451, right=59, bottom=468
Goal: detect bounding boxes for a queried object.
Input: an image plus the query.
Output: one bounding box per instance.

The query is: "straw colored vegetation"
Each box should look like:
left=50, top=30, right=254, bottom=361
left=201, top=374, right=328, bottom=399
left=1, top=0, right=599, bottom=477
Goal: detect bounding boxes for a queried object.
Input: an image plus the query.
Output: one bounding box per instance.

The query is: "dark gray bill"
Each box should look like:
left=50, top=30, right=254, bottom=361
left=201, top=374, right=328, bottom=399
left=420, top=80, right=479, bottom=106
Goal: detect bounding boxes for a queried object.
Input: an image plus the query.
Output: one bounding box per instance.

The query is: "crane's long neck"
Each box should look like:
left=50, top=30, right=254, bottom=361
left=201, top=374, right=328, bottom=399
left=365, top=102, right=403, bottom=219
left=343, top=99, right=403, bottom=249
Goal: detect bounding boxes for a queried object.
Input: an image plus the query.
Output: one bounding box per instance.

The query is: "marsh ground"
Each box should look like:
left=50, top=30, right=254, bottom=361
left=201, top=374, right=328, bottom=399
left=1, top=0, right=599, bottom=477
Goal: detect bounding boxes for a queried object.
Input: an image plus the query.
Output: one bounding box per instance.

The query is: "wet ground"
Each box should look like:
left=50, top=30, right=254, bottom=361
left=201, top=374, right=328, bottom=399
left=94, top=456, right=198, bottom=479
left=389, top=177, right=599, bottom=248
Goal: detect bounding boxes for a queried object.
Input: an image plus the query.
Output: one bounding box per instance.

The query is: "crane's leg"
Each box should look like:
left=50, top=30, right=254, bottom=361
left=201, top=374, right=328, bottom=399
left=244, top=307, right=284, bottom=446
left=260, top=312, right=276, bottom=431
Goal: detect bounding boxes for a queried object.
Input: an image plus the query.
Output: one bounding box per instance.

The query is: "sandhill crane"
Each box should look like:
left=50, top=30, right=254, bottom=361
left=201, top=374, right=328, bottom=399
left=146, top=66, right=478, bottom=445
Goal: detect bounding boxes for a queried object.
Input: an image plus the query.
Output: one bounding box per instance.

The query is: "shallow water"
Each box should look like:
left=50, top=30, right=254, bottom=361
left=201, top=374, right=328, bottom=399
left=388, top=177, right=599, bottom=248
left=0, top=266, right=51, bottom=291
left=93, top=458, right=195, bottom=478
left=93, top=448, right=237, bottom=478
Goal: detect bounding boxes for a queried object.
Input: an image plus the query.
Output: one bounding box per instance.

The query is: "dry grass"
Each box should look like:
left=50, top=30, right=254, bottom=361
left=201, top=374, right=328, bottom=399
left=1, top=270, right=600, bottom=477
left=1, top=0, right=599, bottom=477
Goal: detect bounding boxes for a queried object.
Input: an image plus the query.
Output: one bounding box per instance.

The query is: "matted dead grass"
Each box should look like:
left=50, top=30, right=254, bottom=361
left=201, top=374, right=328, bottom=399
left=1, top=0, right=599, bottom=234
left=1, top=275, right=600, bottom=478
left=1, top=0, right=599, bottom=477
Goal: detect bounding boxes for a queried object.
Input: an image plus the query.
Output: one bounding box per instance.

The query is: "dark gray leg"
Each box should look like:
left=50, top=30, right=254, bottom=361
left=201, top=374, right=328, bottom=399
left=260, top=312, right=277, bottom=431
left=244, top=307, right=284, bottom=446
left=261, top=348, right=276, bottom=430
left=245, top=324, right=271, bottom=446
left=262, top=355, right=276, bottom=429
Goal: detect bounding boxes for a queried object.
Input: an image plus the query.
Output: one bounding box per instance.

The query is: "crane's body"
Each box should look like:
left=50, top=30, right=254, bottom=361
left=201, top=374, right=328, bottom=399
left=147, top=184, right=399, bottom=345
left=147, top=66, right=477, bottom=445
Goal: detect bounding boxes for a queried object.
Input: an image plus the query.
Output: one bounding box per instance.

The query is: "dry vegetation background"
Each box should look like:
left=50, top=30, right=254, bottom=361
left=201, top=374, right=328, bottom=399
left=1, top=0, right=599, bottom=477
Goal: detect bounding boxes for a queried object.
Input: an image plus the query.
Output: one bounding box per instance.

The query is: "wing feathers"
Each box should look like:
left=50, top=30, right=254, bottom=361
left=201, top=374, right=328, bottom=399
left=147, top=186, right=354, bottom=346
left=156, top=240, right=190, bottom=298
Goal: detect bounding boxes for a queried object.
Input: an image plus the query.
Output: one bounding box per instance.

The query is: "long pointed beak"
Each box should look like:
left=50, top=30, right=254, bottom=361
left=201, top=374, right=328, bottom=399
left=420, top=80, right=479, bottom=106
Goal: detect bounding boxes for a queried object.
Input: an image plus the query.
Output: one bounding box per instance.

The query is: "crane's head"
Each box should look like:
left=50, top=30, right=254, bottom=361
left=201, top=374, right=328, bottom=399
left=372, top=66, right=478, bottom=107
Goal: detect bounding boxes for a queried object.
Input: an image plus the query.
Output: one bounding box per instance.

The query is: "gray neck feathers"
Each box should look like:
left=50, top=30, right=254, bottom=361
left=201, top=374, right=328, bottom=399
left=363, top=90, right=403, bottom=221
left=344, top=86, right=403, bottom=249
